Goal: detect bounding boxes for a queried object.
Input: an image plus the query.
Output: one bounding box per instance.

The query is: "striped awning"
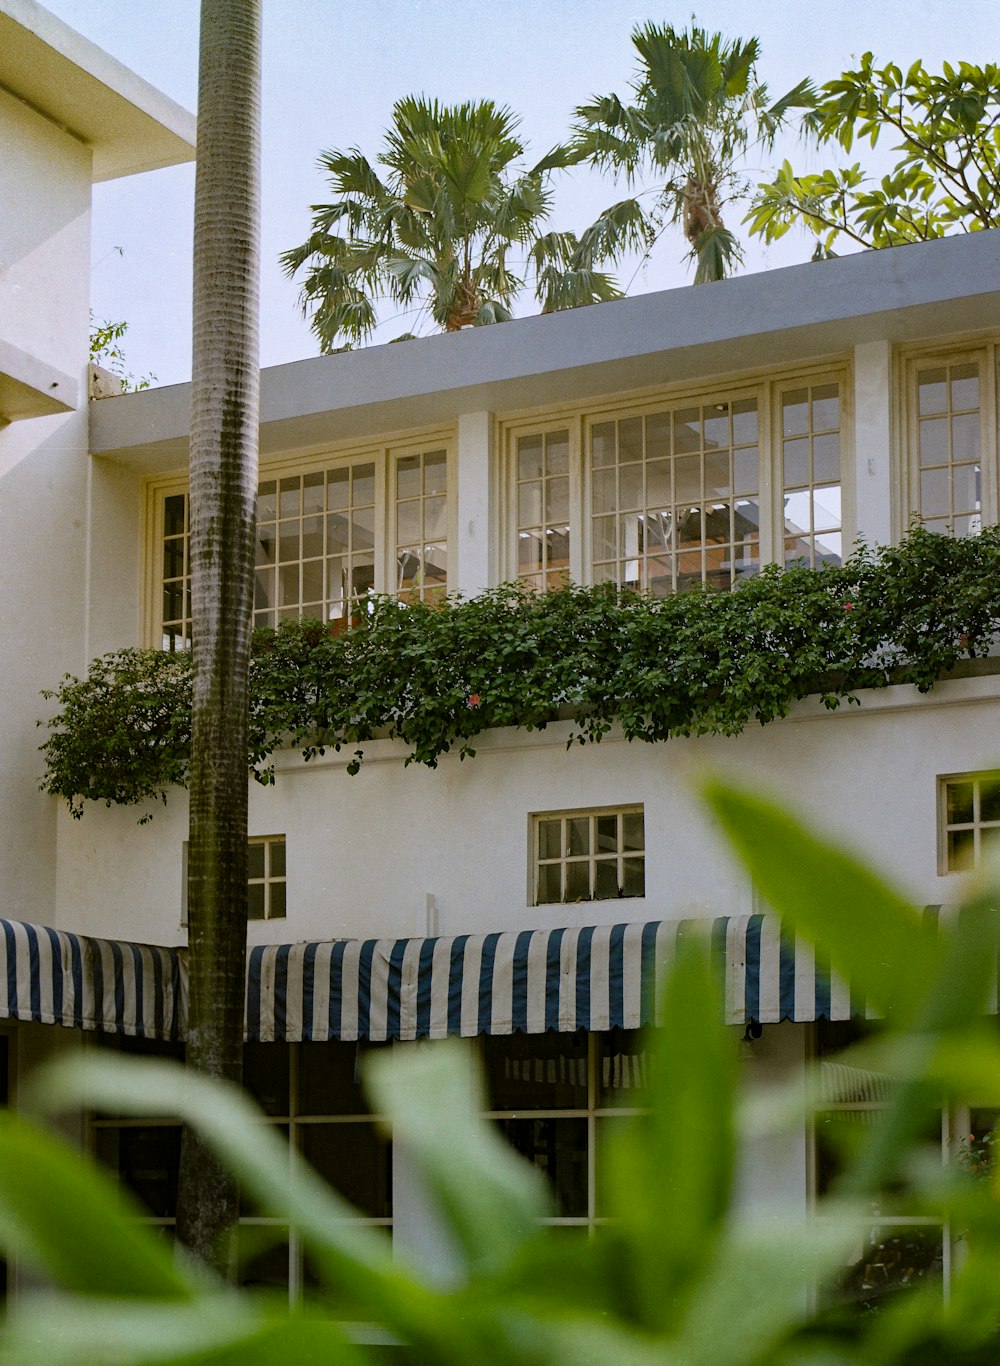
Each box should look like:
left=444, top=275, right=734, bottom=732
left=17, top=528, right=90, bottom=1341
left=0, top=915, right=858, bottom=1044
left=0, top=919, right=185, bottom=1040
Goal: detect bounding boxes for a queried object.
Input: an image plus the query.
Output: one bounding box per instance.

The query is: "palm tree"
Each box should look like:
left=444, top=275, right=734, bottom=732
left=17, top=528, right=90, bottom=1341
left=550, top=22, right=813, bottom=283
left=281, top=96, right=621, bottom=352
left=176, top=0, right=261, bottom=1271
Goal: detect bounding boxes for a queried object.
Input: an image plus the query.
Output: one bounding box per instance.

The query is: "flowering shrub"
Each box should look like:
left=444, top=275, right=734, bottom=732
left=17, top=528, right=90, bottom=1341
left=38, top=526, right=1000, bottom=818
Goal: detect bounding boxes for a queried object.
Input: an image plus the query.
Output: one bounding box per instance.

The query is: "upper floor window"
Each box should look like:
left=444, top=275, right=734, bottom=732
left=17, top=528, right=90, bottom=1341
left=155, top=441, right=450, bottom=649
left=533, top=806, right=645, bottom=906
left=507, top=372, right=845, bottom=596
left=939, top=772, right=1000, bottom=873
left=904, top=347, right=997, bottom=539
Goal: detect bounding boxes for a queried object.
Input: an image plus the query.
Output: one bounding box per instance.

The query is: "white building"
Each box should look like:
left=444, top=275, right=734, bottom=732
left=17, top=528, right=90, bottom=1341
left=3, top=0, right=999, bottom=1306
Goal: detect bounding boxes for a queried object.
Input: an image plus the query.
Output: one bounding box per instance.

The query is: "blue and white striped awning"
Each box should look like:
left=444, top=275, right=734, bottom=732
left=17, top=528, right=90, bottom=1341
left=0, top=919, right=185, bottom=1040
left=0, top=915, right=868, bottom=1043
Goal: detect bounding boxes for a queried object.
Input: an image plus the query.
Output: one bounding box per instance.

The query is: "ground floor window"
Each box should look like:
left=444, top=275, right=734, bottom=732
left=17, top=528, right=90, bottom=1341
left=89, top=1029, right=649, bottom=1294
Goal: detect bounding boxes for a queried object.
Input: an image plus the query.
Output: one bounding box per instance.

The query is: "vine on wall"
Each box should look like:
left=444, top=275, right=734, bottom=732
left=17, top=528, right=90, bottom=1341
left=39, top=527, right=1000, bottom=819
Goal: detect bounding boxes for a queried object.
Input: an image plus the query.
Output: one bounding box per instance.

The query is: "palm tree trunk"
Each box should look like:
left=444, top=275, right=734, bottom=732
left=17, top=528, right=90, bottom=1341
left=176, top=0, right=261, bottom=1272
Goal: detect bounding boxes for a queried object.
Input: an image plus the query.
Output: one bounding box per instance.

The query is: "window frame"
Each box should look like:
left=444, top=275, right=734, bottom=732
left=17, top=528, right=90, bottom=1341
left=181, top=834, right=287, bottom=926
left=530, top=804, right=646, bottom=908
left=937, top=770, right=1000, bottom=876
left=144, top=430, right=455, bottom=649
left=899, top=340, right=999, bottom=541
left=501, top=365, right=852, bottom=590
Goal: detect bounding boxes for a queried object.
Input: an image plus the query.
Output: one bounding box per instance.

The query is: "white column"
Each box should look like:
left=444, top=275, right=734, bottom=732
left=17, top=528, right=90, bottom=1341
left=852, top=340, right=894, bottom=547
left=453, top=411, right=494, bottom=599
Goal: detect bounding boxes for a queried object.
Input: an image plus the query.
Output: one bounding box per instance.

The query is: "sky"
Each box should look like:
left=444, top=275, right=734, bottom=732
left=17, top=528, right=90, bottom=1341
left=44, top=0, right=1000, bottom=387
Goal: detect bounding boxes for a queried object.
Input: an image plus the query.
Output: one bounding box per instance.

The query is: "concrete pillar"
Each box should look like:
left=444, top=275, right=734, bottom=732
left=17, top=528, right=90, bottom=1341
left=453, top=411, right=494, bottom=598
left=852, top=340, right=894, bottom=547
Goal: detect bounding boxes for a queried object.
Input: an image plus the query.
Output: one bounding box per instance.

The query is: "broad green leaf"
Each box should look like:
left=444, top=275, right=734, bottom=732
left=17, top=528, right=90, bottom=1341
left=0, top=1296, right=365, bottom=1366
left=0, top=1112, right=194, bottom=1299
left=363, top=1039, right=549, bottom=1279
left=599, top=931, right=735, bottom=1331
left=703, top=779, right=937, bottom=1026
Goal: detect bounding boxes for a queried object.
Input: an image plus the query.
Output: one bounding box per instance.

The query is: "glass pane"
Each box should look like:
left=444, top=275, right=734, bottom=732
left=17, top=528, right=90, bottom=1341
left=279, top=478, right=300, bottom=519
left=253, top=569, right=273, bottom=614
left=269, top=882, right=286, bottom=920
left=591, top=422, right=616, bottom=467
left=546, top=477, right=569, bottom=522
left=947, top=781, right=974, bottom=823
left=396, top=499, right=422, bottom=546
left=301, top=559, right=323, bottom=605
left=256, top=525, right=276, bottom=567
left=646, top=458, right=671, bottom=508
left=812, top=384, right=840, bottom=431
left=592, top=515, right=617, bottom=561
left=518, top=532, right=543, bottom=572
left=278, top=524, right=299, bottom=564
left=539, top=820, right=561, bottom=860
left=595, top=814, right=617, bottom=852
left=94, top=1125, right=181, bottom=1217
left=327, top=468, right=349, bottom=511
left=595, top=860, right=621, bottom=899
left=302, top=471, right=324, bottom=515
left=423, top=496, right=447, bottom=540
left=703, top=403, right=729, bottom=450
left=783, top=437, right=810, bottom=488
left=351, top=504, right=375, bottom=551
left=497, top=1116, right=587, bottom=1216
left=517, top=435, right=543, bottom=479
left=980, top=779, right=1000, bottom=823
left=813, top=432, right=841, bottom=485
left=622, top=813, right=644, bottom=851
left=732, top=447, right=758, bottom=496
left=952, top=412, right=980, bottom=462
left=482, top=1030, right=588, bottom=1110
left=278, top=564, right=299, bottom=608
left=567, top=817, right=590, bottom=857
left=256, top=481, right=276, bottom=522
left=645, top=411, right=670, bottom=460
left=565, top=861, right=590, bottom=901
left=162, top=583, right=184, bottom=627
left=919, top=418, right=949, bottom=466
left=519, top=482, right=543, bottom=527
left=162, top=538, right=185, bottom=580
left=674, top=409, right=701, bottom=451
left=300, top=1121, right=392, bottom=1218
left=826, top=1226, right=943, bottom=1314
left=397, top=455, right=421, bottom=499
left=239, top=1235, right=289, bottom=1292
left=423, top=450, right=447, bottom=493
left=675, top=455, right=701, bottom=504
left=622, top=857, right=645, bottom=898
left=243, top=1042, right=290, bottom=1117
left=537, top=863, right=562, bottom=904
left=782, top=389, right=809, bottom=437
left=953, top=463, right=981, bottom=514
left=599, top=1030, right=649, bottom=1106
left=731, top=398, right=758, bottom=446
left=917, top=369, right=948, bottom=415
left=704, top=450, right=730, bottom=497
left=619, top=417, right=643, bottom=462
left=270, top=840, right=286, bottom=878
left=301, top=515, right=323, bottom=560
left=920, top=468, right=950, bottom=518
left=247, top=883, right=265, bottom=920
left=813, top=485, right=842, bottom=532
left=164, top=494, right=186, bottom=537
left=546, top=432, right=569, bottom=475
left=619, top=462, right=642, bottom=509
left=247, top=843, right=265, bottom=879
left=326, top=513, right=350, bottom=558
left=951, top=363, right=979, bottom=410
left=948, top=827, right=975, bottom=871
left=299, top=1041, right=386, bottom=1116
left=352, top=464, right=375, bottom=507
left=592, top=468, right=617, bottom=516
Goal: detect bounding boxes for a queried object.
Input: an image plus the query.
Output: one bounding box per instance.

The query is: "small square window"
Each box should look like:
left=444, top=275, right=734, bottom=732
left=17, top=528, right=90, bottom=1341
left=532, top=807, right=644, bottom=906
left=940, top=774, right=1000, bottom=873
left=181, top=836, right=287, bottom=923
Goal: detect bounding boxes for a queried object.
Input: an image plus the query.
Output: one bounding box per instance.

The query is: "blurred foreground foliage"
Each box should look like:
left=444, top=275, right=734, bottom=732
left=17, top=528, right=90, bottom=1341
left=3, top=786, right=1000, bottom=1361
left=40, top=526, right=1000, bottom=819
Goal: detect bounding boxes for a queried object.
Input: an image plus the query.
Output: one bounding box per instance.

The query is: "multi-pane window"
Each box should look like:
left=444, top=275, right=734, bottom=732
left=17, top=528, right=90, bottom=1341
left=590, top=398, right=760, bottom=594
left=92, top=1029, right=650, bottom=1281
left=516, top=430, right=571, bottom=591
left=533, top=807, right=645, bottom=905
left=154, top=444, right=448, bottom=647
left=182, top=836, right=287, bottom=924
left=939, top=772, right=1000, bottom=873
left=913, top=360, right=982, bottom=537
left=780, top=382, right=842, bottom=568
left=248, top=835, right=287, bottom=921
left=394, top=449, right=448, bottom=604
left=813, top=1020, right=946, bottom=1312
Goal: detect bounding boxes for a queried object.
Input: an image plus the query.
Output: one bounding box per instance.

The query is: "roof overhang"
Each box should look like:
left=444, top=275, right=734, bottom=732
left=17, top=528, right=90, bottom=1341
left=91, top=231, right=1000, bottom=474
left=0, top=0, right=195, bottom=181
left=0, top=336, right=78, bottom=420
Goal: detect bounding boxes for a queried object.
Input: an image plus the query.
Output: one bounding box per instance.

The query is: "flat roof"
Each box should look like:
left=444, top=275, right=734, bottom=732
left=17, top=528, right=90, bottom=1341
left=0, top=0, right=195, bottom=180
left=91, top=230, right=1000, bottom=473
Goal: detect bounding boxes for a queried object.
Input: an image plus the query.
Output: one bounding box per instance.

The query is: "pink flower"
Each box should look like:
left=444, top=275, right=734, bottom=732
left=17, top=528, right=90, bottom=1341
left=844, top=602, right=854, bottom=610
left=467, top=693, right=481, bottom=708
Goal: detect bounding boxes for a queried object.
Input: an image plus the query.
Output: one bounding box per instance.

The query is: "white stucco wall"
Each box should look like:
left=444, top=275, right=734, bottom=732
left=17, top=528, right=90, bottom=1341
left=52, top=676, right=1000, bottom=946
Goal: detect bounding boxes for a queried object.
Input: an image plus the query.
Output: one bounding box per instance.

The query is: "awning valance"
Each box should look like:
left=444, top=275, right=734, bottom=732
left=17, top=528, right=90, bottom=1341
left=0, top=915, right=856, bottom=1044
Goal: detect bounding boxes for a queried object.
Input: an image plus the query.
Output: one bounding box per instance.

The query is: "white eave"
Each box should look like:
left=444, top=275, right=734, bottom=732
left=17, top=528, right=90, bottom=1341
left=0, top=0, right=195, bottom=181
left=90, top=230, right=1000, bottom=474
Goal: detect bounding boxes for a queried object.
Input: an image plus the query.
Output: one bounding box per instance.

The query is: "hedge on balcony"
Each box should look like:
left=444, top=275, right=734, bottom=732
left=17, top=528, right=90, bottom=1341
left=39, top=526, right=1000, bottom=819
